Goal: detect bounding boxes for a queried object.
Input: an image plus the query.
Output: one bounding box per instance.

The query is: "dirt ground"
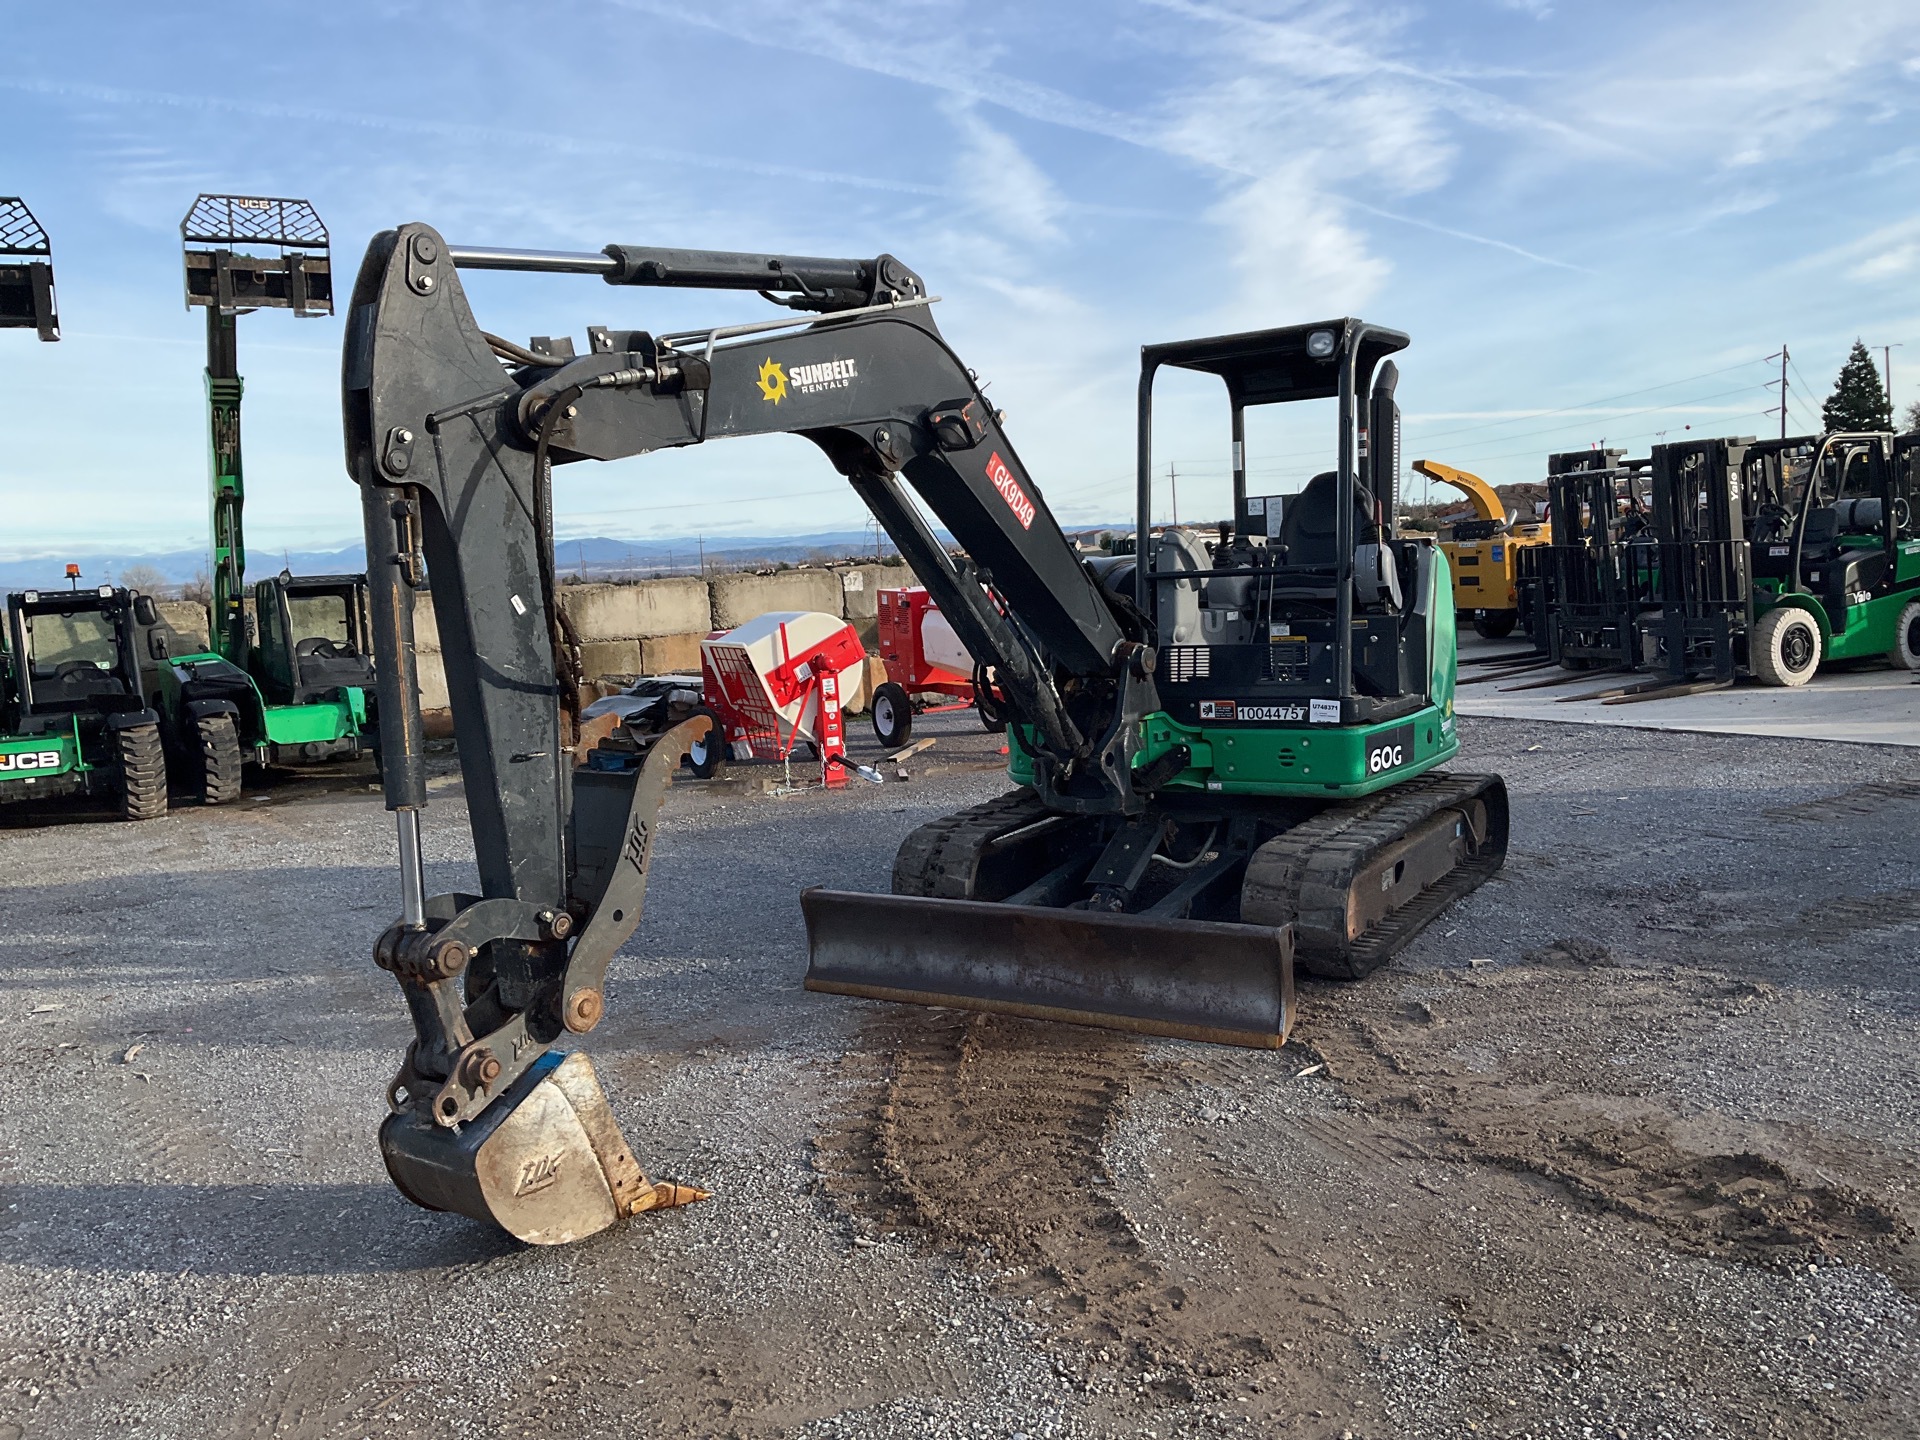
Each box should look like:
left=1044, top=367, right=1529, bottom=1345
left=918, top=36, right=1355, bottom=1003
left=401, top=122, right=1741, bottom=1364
left=0, top=711, right=1916, bottom=1439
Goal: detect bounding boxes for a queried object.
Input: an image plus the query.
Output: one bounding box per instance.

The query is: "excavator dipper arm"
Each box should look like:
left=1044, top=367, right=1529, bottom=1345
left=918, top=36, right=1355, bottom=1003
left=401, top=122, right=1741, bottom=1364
left=342, top=224, right=1153, bottom=1240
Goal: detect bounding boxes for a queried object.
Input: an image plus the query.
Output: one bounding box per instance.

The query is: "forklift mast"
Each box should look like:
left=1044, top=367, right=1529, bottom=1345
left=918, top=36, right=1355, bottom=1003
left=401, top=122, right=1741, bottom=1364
left=180, top=195, right=333, bottom=662
left=0, top=198, right=59, bottom=341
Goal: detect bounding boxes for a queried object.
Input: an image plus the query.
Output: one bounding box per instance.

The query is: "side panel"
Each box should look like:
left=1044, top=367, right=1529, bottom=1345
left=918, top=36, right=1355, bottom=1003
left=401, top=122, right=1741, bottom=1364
left=1138, top=706, right=1458, bottom=800
left=262, top=699, right=356, bottom=746
left=1430, top=547, right=1459, bottom=727
left=0, top=725, right=83, bottom=782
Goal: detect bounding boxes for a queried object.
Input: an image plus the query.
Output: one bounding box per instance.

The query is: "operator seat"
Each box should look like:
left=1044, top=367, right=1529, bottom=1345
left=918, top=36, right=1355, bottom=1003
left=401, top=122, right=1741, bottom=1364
left=1267, top=472, right=1404, bottom=609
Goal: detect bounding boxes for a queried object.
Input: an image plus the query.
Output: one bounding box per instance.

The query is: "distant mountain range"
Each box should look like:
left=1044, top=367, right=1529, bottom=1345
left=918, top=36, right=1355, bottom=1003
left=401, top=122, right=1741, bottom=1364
left=0, top=530, right=924, bottom=595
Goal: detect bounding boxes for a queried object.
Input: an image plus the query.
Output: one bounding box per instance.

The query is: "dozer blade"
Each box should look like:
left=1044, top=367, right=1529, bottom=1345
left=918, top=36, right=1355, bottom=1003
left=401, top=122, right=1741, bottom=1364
left=802, top=890, right=1294, bottom=1048
left=380, top=1051, right=707, bottom=1246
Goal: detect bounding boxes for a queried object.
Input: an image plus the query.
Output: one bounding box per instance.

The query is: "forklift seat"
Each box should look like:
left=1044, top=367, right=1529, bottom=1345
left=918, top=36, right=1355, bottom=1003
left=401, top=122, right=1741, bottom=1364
left=1800, top=506, right=1840, bottom=562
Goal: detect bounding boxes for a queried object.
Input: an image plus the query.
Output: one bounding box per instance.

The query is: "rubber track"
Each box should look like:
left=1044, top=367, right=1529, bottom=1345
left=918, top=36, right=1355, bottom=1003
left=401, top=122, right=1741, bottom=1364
left=1242, top=771, right=1507, bottom=981
left=891, top=789, right=1054, bottom=900
left=197, top=713, right=244, bottom=806
left=116, top=723, right=168, bottom=823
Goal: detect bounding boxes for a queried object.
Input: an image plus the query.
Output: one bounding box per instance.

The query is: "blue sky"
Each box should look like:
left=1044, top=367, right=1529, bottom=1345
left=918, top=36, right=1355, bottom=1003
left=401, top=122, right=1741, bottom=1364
left=5, top=0, right=1920, bottom=558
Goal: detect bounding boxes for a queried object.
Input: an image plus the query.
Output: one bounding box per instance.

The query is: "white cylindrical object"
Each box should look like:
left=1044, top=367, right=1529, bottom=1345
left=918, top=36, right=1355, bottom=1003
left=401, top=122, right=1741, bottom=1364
left=920, top=608, right=973, bottom=677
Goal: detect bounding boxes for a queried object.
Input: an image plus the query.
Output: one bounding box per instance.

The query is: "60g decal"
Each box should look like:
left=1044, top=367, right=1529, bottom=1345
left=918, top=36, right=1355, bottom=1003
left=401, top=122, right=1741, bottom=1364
left=1366, top=724, right=1415, bottom=777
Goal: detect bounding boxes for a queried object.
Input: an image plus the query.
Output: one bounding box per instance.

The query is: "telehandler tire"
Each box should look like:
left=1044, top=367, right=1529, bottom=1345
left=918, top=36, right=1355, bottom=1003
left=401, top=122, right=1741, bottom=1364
left=1891, top=600, right=1920, bottom=672
left=116, top=723, right=168, bottom=823
left=1751, top=606, right=1821, bottom=687
left=196, top=713, right=244, bottom=805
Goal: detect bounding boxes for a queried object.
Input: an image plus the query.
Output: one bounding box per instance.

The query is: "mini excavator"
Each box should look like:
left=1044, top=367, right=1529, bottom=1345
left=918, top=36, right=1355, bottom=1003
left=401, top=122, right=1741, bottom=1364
left=343, top=226, right=1507, bottom=1243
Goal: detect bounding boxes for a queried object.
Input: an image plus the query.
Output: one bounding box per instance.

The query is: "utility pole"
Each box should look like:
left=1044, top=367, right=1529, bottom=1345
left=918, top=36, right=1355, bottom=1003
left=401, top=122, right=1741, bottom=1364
left=697, top=534, right=705, bottom=575
left=1873, top=342, right=1903, bottom=418
left=1168, top=462, right=1179, bottom=528
left=1779, top=345, right=1788, bottom=440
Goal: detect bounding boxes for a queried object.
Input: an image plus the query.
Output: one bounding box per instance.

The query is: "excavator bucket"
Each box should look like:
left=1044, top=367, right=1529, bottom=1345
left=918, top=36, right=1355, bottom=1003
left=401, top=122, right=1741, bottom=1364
left=380, top=1051, right=708, bottom=1246
left=802, top=891, right=1295, bottom=1048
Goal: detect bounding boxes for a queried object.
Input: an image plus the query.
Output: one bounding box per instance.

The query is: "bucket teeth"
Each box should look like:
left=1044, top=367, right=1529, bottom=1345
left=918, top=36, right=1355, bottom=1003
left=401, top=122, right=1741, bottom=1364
left=380, top=1051, right=707, bottom=1244
left=635, top=1182, right=713, bottom=1214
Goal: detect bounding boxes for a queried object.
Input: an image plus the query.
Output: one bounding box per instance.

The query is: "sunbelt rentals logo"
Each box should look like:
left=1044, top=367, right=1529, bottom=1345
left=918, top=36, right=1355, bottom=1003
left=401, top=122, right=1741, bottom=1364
left=757, top=355, right=859, bottom=404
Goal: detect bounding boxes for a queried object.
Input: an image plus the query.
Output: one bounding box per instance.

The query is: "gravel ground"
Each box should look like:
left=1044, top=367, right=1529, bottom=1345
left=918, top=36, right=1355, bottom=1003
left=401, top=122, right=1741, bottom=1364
left=0, top=712, right=1915, bottom=1439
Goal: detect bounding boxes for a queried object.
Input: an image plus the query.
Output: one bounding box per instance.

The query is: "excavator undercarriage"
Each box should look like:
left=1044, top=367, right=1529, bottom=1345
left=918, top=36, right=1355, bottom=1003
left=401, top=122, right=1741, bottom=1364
left=342, top=224, right=1507, bottom=1243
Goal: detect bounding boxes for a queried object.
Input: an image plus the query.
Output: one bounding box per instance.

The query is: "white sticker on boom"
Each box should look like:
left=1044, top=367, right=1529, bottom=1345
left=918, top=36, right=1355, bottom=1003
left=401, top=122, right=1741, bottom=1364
left=510, top=594, right=527, bottom=616
left=1309, top=698, right=1340, bottom=725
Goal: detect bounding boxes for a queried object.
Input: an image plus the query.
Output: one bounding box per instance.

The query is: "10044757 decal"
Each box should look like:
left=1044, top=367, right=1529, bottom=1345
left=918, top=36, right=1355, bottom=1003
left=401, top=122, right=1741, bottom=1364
left=1198, top=700, right=1310, bottom=723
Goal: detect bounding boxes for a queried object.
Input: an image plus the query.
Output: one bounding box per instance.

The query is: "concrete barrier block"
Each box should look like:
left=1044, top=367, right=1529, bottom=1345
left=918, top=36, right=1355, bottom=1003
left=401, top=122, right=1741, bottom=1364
left=561, top=579, right=711, bottom=641
left=577, top=639, right=645, bottom=680
left=416, top=651, right=450, bottom=712
left=709, top=570, right=842, bottom=629
left=414, top=593, right=441, bottom=655
left=832, top=563, right=912, bottom=647
left=841, top=653, right=890, bottom=714
left=639, top=633, right=706, bottom=674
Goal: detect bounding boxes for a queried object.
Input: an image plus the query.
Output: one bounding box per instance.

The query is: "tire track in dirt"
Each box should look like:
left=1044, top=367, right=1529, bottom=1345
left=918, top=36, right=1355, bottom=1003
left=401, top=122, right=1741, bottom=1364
left=813, top=1011, right=1375, bottom=1420
left=814, top=1011, right=1173, bottom=1337
left=1765, top=780, right=1920, bottom=824
left=1301, top=967, right=1918, bottom=1286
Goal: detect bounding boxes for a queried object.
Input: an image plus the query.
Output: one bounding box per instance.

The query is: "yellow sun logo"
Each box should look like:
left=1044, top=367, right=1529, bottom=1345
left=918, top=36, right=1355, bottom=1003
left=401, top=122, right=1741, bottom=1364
left=756, top=357, right=788, bottom=404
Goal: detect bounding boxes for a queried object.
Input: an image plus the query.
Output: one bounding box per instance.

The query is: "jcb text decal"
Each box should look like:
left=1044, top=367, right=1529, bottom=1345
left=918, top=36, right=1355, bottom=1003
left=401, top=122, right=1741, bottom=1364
left=0, top=751, right=62, bottom=773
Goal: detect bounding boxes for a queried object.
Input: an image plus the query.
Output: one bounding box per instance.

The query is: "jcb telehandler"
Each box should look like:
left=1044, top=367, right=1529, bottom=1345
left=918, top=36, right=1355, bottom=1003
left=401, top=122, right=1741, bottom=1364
left=343, top=226, right=1508, bottom=1244
left=153, top=195, right=376, bottom=804
left=0, top=574, right=167, bottom=822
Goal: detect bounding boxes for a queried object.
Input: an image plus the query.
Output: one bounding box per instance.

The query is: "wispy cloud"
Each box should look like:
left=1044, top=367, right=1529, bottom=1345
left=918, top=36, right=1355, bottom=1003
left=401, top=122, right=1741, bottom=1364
left=945, top=103, right=1068, bottom=246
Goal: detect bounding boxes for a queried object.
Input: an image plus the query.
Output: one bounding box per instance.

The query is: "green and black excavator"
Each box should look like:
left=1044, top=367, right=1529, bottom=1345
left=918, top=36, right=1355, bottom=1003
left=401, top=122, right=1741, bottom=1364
left=152, top=195, right=376, bottom=804
left=0, top=201, right=167, bottom=821
left=342, top=225, right=1508, bottom=1243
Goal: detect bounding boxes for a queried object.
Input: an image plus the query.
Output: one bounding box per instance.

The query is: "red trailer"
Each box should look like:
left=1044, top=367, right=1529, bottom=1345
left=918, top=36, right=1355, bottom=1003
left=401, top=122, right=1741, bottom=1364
left=871, top=586, right=1004, bottom=747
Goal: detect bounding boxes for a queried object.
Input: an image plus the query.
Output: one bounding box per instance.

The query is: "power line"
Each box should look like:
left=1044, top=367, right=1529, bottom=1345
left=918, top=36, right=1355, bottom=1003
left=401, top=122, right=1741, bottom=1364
left=1407, top=382, right=1775, bottom=458
left=1399, top=355, right=1774, bottom=448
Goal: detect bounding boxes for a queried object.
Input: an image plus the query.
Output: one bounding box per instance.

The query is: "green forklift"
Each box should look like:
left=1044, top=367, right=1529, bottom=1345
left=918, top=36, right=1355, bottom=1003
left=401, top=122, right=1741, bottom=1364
left=153, top=195, right=377, bottom=802
left=1626, top=432, right=1920, bottom=694
left=1743, top=432, right=1920, bottom=683
left=0, top=200, right=167, bottom=821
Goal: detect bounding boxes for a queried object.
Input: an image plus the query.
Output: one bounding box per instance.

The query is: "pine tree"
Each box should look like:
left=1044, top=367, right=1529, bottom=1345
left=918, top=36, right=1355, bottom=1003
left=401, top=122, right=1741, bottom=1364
left=1822, top=340, right=1893, bottom=433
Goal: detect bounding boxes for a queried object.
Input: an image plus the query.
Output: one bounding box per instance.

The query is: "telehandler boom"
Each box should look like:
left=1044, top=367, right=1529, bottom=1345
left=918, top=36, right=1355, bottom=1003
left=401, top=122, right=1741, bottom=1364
left=343, top=225, right=1506, bottom=1242
left=156, top=195, right=376, bottom=805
